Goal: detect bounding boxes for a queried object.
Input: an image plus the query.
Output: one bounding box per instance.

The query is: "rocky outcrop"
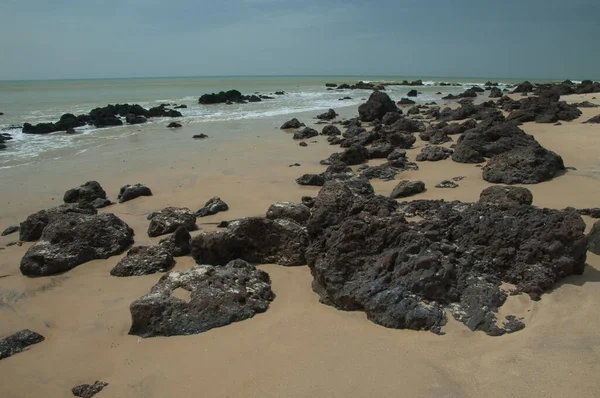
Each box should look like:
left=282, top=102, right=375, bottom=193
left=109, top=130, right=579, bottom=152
left=482, top=145, right=565, bottom=184
left=190, top=217, right=308, bottom=266
left=305, top=183, right=587, bottom=335
left=147, top=207, right=197, bottom=237
left=72, top=381, right=108, bottom=398
left=195, top=197, right=229, bottom=217
left=158, top=226, right=192, bottom=257
left=390, top=180, right=426, bottom=198
left=280, top=118, right=305, bottom=129
left=266, top=202, right=311, bottom=225
left=20, top=203, right=97, bottom=242
left=0, top=330, right=45, bottom=360
left=198, top=90, right=268, bottom=104
left=110, top=246, right=173, bottom=277
left=407, top=89, right=418, bottom=97
left=129, top=259, right=274, bottom=337
left=118, top=184, right=152, bottom=203
left=64, top=181, right=112, bottom=208
left=416, top=146, right=453, bottom=161
left=358, top=91, right=398, bottom=122
left=512, top=81, right=535, bottom=93
left=20, top=213, right=133, bottom=276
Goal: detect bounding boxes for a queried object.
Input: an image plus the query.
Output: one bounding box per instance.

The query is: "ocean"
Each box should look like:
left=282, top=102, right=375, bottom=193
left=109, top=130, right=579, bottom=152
left=0, top=75, right=562, bottom=169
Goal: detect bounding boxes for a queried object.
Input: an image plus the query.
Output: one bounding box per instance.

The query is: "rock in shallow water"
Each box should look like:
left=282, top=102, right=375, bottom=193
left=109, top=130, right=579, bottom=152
left=0, top=329, right=45, bottom=360
left=110, top=246, right=173, bottom=277
left=129, top=259, right=274, bottom=337
left=147, top=207, right=197, bottom=237
left=305, top=182, right=587, bottom=335
left=20, top=213, right=134, bottom=276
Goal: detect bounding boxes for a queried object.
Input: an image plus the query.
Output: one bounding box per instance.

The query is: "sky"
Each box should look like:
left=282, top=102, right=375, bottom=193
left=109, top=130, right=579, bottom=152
left=0, top=0, right=598, bottom=80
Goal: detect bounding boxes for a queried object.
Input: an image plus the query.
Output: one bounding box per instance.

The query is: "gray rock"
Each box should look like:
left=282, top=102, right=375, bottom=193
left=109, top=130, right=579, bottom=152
left=110, top=246, right=174, bottom=277
left=293, top=127, right=318, bottom=140
left=148, top=207, right=197, bottom=237
left=72, top=381, right=108, bottom=398
left=280, top=118, right=305, bottom=129
left=416, top=146, right=453, bottom=161
left=0, top=329, right=45, bottom=360
left=1, top=225, right=19, bottom=236
left=482, top=145, right=565, bottom=184
left=479, top=186, right=534, bottom=208
left=20, top=203, right=97, bottom=242
left=390, top=180, right=426, bottom=198
left=266, top=202, right=311, bottom=225
left=63, top=181, right=108, bottom=207
left=158, top=226, right=192, bottom=257
left=118, top=184, right=152, bottom=203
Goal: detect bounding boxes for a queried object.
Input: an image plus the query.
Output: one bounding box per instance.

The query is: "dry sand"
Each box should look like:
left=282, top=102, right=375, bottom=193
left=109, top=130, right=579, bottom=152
left=1, top=94, right=600, bottom=397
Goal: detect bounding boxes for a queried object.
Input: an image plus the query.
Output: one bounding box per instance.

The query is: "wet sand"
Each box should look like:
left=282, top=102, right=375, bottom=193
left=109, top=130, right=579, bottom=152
left=1, top=94, right=600, bottom=397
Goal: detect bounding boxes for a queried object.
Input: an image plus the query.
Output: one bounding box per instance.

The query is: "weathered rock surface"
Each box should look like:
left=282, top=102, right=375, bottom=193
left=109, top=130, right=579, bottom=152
left=280, top=118, right=305, bottom=129
left=72, top=381, right=108, bottom=398
left=482, top=145, right=565, bottom=184
left=129, top=259, right=274, bottom=337
left=20, top=213, right=133, bottom=276
left=118, top=184, right=152, bottom=203
left=64, top=181, right=111, bottom=208
left=416, top=146, right=453, bottom=161
left=20, top=203, right=97, bottom=242
left=390, top=180, right=426, bottom=198
left=190, top=217, right=308, bottom=266
left=148, top=207, right=197, bottom=237
left=435, top=180, right=459, bottom=188
left=266, top=202, right=311, bottom=225
left=479, top=186, right=534, bottom=208
left=296, top=174, right=326, bottom=186
left=358, top=91, right=398, bottom=122
left=158, top=226, right=192, bottom=257
left=196, top=197, right=229, bottom=217
left=0, top=329, right=45, bottom=360
left=321, top=125, right=341, bottom=136
left=293, top=127, right=318, bottom=140
left=110, top=246, right=174, bottom=277
left=316, top=109, right=338, bottom=120
left=305, top=183, right=587, bottom=335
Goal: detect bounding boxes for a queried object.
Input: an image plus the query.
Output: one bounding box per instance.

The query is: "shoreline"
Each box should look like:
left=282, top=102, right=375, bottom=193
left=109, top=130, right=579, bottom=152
left=1, top=89, right=600, bottom=397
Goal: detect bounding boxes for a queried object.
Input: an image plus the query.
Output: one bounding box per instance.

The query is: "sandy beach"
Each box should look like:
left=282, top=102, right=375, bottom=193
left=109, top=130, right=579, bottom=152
left=2, top=91, right=600, bottom=398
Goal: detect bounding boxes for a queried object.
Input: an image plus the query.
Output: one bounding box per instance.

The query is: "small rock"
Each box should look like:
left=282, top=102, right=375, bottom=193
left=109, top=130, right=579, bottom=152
left=390, top=180, right=426, bottom=198
left=217, top=221, right=229, bottom=228
left=167, top=122, right=182, bottom=128
left=196, top=197, right=229, bottom=218
left=1, top=225, right=19, bottom=236
left=299, top=142, right=308, bottom=147
left=72, top=381, right=108, bottom=398
left=435, top=180, right=459, bottom=188
left=148, top=207, right=197, bottom=237
left=118, top=184, right=152, bottom=203
left=193, top=134, right=208, bottom=139
left=280, top=118, right=305, bottom=129
left=0, top=329, right=45, bottom=360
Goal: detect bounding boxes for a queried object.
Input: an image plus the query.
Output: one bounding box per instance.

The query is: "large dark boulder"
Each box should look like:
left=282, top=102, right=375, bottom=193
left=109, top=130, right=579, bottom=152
left=338, top=144, right=369, bottom=165
left=358, top=91, right=398, bottom=122
left=382, top=112, right=402, bottom=125
left=266, top=202, right=311, bottom=225
left=63, top=181, right=109, bottom=207
left=479, top=185, right=534, bottom=208
left=0, top=330, right=45, bottom=360
left=118, top=183, right=152, bottom=203
left=416, top=146, right=453, bottom=161
left=407, top=89, right=418, bottom=97
left=482, top=145, right=565, bottom=184
left=296, top=174, right=325, bottom=186
left=20, top=213, right=134, bottom=276
left=19, top=204, right=97, bottom=242
left=125, top=114, right=147, bottom=124
left=110, top=246, right=173, bottom=277
left=512, top=81, right=535, bottom=93
left=280, top=118, right=305, bottom=129
left=158, top=226, right=192, bottom=257
left=190, top=217, right=308, bottom=266
left=305, top=185, right=587, bottom=335
left=129, top=259, right=274, bottom=337
left=199, top=90, right=244, bottom=104
left=489, top=87, right=502, bottom=98
left=196, top=197, right=229, bottom=217
left=147, top=207, right=197, bottom=237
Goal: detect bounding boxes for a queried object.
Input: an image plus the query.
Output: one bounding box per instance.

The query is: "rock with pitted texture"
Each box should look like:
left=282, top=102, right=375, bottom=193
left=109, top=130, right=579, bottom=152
left=196, top=197, right=229, bottom=217
left=159, top=226, right=192, bottom=257
left=479, top=186, right=534, bottom=208
left=416, top=146, right=453, bottom=162
left=118, top=184, right=152, bottom=203
left=482, top=145, right=564, bottom=184
left=147, top=207, right=197, bottom=237
left=266, top=202, right=311, bottom=225
left=358, top=91, right=398, bottom=122
left=0, top=329, right=45, bottom=360
left=280, top=118, right=305, bottom=129
left=63, top=181, right=111, bottom=208
left=110, top=246, right=173, bottom=277
left=19, top=203, right=97, bottom=242
left=72, top=381, right=108, bottom=398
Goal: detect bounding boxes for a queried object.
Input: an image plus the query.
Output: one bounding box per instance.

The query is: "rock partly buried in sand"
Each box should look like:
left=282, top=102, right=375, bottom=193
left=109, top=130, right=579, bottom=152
left=147, top=207, right=197, bottom=237
left=72, top=381, right=108, bottom=398
left=390, top=180, right=426, bottom=198
left=296, top=174, right=325, bottom=186
left=482, top=145, right=565, bottom=184
left=479, top=185, right=534, bottom=208
left=0, top=329, right=45, bottom=360
left=280, top=118, right=305, bottom=129
left=416, top=146, right=453, bottom=161
left=316, top=109, right=338, bottom=121
left=110, top=246, right=174, bottom=277
left=193, top=134, right=208, bottom=139
left=266, top=202, right=311, bottom=225
left=117, top=183, right=152, bottom=203
left=63, top=181, right=112, bottom=208
left=358, top=91, right=398, bottom=122
left=20, top=203, right=97, bottom=242
left=158, top=226, right=191, bottom=257
left=305, top=183, right=587, bottom=335
left=587, top=221, right=600, bottom=255
left=190, top=217, right=308, bottom=266
left=320, top=125, right=341, bottom=136
left=20, top=213, right=134, bottom=276
left=195, top=197, right=229, bottom=218
left=1, top=225, right=19, bottom=236
left=435, top=180, right=458, bottom=188
left=293, top=127, right=318, bottom=140
left=129, top=259, right=274, bottom=337
left=583, top=114, right=600, bottom=124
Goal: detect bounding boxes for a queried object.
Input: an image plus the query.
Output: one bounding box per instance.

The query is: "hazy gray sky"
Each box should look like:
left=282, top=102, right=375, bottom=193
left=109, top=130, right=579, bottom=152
left=0, top=0, right=598, bottom=80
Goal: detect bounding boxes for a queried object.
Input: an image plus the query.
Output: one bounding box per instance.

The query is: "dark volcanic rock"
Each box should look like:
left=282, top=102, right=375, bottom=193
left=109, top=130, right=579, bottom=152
left=20, top=203, right=97, bottom=242
left=435, top=180, right=459, bottom=188
left=398, top=98, right=416, bottom=105
left=407, top=89, right=418, bottom=97
left=167, top=122, right=182, bottom=128
left=368, top=143, right=394, bottom=159
left=0, top=329, right=45, bottom=360
left=584, top=114, right=600, bottom=124
left=196, top=197, right=229, bottom=218
left=20, top=213, right=134, bottom=276
left=129, top=259, right=274, bottom=337
left=118, top=184, right=152, bottom=203
left=147, top=207, right=197, bottom=237
left=305, top=184, right=587, bottom=335
left=358, top=91, right=398, bottom=122
left=390, top=180, right=426, bottom=198
left=159, top=226, right=192, bottom=257
left=301, top=196, right=315, bottom=208
left=512, top=81, right=535, bottom=93
left=382, top=112, right=402, bottom=125
left=316, top=109, right=338, bottom=121
left=266, top=202, right=311, bottom=225
left=72, top=381, right=108, bottom=398
left=479, top=186, right=534, bottom=208
left=489, top=87, right=502, bottom=98
left=587, top=221, right=600, bottom=255
left=293, top=127, right=318, bottom=140
left=193, top=134, right=208, bottom=139
left=296, top=174, right=325, bottom=186
left=1, top=225, right=19, bottom=236
left=321, top=125, right=341, bottom=136
left=126, top=114, right=147, bottom=124
left=416, top=146, right=453, bottom=161
left=190, top=217, right=308, bottom=266
left=110, top=246, right=173, bottom=277
left=482, top=145, right=565, bottom=184
left=299, top=142, right=308, bottom=147
left=280, top=118, right=305, bottom=129
left=338, top=144, right=369, bottom=165
left=63, top=181, right=109, bottom=207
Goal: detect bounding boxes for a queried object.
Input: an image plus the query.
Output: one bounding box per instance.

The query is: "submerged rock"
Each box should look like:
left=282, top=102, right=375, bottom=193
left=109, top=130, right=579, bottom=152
left=110, top=246, right=174, bottom=277
left=118, top=184, right=152, bottom=203
left=195, top=197, right=229, bottom=217
left=72, top=381, right=109, bottom=398
left=20, top=213, right=134, bottom=276
left=147, top=207, right=197, bottom=237
left=0, top=329, right=45, bottom=360
left=129, top=259, right=274, bottom=337
left=190, top=217, right=308, bottom=266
